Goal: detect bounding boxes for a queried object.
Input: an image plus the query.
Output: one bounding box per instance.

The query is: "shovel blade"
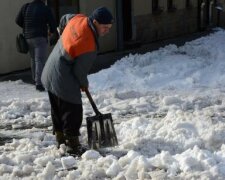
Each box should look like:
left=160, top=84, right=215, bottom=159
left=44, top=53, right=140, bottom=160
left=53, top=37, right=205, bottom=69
left=86, top=113, right=118, bottom=149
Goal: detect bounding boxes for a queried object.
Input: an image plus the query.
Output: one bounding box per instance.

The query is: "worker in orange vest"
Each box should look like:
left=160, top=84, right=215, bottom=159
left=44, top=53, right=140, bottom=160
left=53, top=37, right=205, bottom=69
left=41, top=7, right=113, bottom=155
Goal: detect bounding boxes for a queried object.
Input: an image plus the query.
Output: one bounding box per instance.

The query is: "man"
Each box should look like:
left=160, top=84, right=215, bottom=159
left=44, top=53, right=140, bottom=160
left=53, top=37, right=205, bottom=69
left=41, top=7, right=113, bottom=155
left=15, top=0, right=57, bottom=91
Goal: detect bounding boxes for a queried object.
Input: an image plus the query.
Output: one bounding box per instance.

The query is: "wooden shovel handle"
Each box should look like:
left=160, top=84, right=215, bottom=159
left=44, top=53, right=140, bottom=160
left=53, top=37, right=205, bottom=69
left=85, top=89, right=101, bottom=115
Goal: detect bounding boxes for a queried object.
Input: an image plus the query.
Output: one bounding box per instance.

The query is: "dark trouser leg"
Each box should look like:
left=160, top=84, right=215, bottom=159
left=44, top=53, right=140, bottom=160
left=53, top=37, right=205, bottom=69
left=48, top=91, right=83, bottom=136
left=48, top=91, right=63, bottom=133
left=60, top=101, right=83, bottom=136
left=60, top=102, right=84, bottom=154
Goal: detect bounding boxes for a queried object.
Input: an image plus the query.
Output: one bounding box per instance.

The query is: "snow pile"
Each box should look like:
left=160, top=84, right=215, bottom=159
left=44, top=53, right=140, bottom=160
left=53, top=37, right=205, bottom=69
left=0, top=29, right=225, bottom=179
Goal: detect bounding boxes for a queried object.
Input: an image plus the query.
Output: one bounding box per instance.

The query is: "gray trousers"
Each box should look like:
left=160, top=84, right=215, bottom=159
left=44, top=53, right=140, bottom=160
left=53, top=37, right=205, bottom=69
left=27, top=37, right=48, bottom=85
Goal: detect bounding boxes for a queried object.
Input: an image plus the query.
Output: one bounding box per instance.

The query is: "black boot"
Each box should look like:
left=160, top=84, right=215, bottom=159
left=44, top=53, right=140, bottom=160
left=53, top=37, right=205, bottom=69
left=55, top=131, right=66, bottom=148
left=36, top=84, right=45, bottom=92
left=65, top=134, right=87, bottom=156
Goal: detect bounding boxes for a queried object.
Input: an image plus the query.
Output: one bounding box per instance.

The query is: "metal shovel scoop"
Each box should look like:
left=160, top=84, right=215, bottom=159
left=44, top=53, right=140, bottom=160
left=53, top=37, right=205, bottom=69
left=85, top=89, right=118, bottom=149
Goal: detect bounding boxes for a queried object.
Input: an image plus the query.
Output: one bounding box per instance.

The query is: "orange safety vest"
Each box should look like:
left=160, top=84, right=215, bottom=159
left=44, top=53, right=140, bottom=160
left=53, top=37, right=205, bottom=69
left=61, top=14, right=96, bottom=59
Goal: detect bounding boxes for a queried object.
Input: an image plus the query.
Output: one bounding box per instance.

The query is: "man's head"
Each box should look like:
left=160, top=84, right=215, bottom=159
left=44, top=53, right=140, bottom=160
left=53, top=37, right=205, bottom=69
left=90, top=7, right=113, bottom=36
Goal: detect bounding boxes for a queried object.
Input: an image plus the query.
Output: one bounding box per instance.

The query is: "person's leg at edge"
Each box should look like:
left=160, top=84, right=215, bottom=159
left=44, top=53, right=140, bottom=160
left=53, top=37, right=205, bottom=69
left=34, top=37, right=48, bottom=91
left=26, top=39, right=35, bottom=83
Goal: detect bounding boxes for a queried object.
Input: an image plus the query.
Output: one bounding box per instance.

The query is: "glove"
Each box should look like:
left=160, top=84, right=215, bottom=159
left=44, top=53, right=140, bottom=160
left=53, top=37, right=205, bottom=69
left=80, top=86, right=88, bottom=92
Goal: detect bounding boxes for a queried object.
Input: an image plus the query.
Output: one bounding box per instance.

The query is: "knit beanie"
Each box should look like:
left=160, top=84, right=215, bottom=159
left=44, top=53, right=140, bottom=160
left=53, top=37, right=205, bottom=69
left=90, top=7, right=114, bottom=24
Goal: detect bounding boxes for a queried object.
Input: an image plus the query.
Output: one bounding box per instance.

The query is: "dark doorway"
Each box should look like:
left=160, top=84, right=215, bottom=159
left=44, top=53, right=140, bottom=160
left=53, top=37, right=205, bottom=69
left=198, top=0, right=213, bottom=31
left=122, top=0, right=132, bottom=42
left=48, top=0, right=60, bottom=24
left=205, top=0, right=210, bottom=25
left=47, top=0, right=80, bottom=24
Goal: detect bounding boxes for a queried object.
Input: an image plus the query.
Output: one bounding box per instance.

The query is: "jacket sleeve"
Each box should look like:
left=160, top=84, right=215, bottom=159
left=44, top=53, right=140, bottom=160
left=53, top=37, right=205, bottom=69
left=72, top=52, right=96, bottom=87
left=15, top=4, right=27, bottom=28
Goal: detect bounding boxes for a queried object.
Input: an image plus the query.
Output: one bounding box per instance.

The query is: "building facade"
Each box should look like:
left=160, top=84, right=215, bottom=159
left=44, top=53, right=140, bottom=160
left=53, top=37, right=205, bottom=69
left=0, top=0, right=224, bottom=74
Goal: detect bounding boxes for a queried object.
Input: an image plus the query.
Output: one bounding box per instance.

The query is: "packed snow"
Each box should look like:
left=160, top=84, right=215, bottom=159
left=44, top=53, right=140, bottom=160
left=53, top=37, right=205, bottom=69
left=1, top=29, right=225, bottom=179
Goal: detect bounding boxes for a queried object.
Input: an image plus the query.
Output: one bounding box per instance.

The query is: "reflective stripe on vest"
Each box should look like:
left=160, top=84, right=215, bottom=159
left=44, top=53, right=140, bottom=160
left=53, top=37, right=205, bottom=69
left=61, top=14, right=96, bottom=59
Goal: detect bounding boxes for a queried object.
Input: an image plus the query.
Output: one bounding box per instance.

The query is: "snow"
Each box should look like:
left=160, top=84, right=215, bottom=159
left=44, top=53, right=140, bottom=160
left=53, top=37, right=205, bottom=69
left=1, top=28, right=225, bottom=179
left=61, top=156, right=77, bottom=169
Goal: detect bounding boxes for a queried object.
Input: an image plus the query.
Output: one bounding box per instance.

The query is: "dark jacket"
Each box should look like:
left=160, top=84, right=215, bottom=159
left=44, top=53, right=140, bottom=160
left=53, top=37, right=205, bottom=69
left=15, top=0, right=56, bottom=39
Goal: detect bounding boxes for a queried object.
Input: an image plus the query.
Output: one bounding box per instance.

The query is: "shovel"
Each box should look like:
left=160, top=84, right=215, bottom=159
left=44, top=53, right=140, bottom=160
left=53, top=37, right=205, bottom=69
left=85, top=89, right=118, bottom=149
